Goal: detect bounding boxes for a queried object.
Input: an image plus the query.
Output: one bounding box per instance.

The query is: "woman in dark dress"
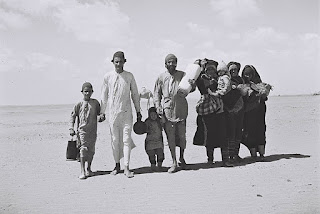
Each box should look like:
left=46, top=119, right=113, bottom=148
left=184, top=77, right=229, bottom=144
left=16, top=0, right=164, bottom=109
left=241, top=65, right=267, bottom=160
left=193, top=59, right=233, bottom=167
left=224, top=61, right=245, bottom=163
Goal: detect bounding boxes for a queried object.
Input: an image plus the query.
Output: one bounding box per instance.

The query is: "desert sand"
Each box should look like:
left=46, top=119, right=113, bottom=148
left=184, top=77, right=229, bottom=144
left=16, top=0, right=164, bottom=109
left=0, top=95, right=319, bottom=213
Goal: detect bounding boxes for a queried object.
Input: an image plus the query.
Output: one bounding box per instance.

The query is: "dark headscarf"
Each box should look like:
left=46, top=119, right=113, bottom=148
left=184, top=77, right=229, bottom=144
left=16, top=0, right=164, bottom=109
left=202, top=58, right=219, bottom=75
left=227, top=61, right=241, bottom=72
left=241, top=65, right=261, bottom=84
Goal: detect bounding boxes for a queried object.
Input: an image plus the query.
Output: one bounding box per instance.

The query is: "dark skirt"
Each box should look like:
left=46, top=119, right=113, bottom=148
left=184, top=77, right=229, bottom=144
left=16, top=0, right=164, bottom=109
left=242, top=101, right=266, bottom=149
left=193, top=112, right=227, bottom=149
left=226, top=108, right=244, bottom=142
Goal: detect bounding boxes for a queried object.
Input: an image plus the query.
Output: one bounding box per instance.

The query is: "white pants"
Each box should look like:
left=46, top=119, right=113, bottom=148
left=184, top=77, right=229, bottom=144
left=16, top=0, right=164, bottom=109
left=109, top=112, right=136, bottom=166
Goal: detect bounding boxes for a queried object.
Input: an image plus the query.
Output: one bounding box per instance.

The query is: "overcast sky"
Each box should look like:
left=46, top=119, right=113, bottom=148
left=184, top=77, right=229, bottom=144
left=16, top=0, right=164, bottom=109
left=0, top=0, right=319, bottom=105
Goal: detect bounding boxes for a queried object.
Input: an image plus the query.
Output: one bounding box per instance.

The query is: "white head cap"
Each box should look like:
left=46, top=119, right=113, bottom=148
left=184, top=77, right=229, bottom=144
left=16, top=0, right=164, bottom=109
left=217, top=60, right=228, bottom=72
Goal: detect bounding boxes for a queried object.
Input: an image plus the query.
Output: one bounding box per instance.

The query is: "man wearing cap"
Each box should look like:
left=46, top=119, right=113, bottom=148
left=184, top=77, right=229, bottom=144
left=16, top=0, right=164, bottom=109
left=100, top=51, right=142, bottom=178
left=153, top=54, right=188, bottom=173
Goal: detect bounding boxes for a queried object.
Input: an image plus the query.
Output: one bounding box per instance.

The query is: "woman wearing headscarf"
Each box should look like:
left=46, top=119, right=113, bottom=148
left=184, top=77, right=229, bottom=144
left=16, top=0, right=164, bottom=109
left=223, top=61, right=245, bottom=163
left=241, top=65, right=268, bottom=160
left=193, top=59, right=233, bottom=167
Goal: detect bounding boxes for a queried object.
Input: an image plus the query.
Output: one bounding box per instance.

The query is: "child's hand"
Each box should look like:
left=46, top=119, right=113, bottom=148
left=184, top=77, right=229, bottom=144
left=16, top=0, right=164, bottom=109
left=69, top=129, right=76, bottom=136
left=137, top=112, right=142, bottom=121
left=208, top=88, right=218, bottom=97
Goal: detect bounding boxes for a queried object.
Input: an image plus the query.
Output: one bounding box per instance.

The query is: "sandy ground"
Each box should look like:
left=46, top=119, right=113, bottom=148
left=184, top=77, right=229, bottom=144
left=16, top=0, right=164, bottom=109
left=0, top=95, right=319, bottom=214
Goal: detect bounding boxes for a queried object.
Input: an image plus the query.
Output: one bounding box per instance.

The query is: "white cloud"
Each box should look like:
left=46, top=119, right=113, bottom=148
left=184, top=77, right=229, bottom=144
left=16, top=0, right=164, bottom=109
left=55, top=1, right=132, bottom=45
left=156, top=39, right=185, bottom=56
left=0, top=8, right=32, bottom=30
left=210, top=0, right=261, bottom=25
left=0, top=44, right=76, bottom=77
left=0, top=46, right=25, bottom=72
left=298, top=33, right=320, bottom=67
left=242, top=27, right=291, bottom=49
left=0, top=0, right=132, bottom=45
left=0, top=0, right=68, bottom=17
left=186, top=22, right=211, bottom=36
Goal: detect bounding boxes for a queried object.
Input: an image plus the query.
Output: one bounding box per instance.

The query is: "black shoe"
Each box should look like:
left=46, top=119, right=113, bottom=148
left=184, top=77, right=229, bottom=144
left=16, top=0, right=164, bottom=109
left=222, top=161, right=234, bottom=167
left=257, top=155, right=266, bottom=162
left=233, top=155, right=243, bottom=163
left=207, top=158, right=214, bottom=164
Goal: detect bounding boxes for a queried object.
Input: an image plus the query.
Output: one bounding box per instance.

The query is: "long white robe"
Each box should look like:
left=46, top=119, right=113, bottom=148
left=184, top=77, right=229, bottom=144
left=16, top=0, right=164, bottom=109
left=100, top=70, right=140, bottom=166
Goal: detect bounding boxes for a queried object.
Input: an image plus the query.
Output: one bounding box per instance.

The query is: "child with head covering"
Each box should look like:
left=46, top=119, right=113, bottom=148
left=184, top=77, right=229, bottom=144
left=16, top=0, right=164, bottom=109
left=69, top=82, right=104, bottom=179
left=144, top=107, right=165, bottom=171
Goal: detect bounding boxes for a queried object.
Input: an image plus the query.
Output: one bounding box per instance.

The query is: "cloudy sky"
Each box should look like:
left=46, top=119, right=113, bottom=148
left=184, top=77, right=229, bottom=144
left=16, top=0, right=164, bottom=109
left=0, top=0, right=319, bottom=105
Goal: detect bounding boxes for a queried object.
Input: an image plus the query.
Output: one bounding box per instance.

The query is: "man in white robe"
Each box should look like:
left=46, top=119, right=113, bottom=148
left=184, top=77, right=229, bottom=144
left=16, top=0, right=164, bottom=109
left=100, top=51, right=142, bottom=178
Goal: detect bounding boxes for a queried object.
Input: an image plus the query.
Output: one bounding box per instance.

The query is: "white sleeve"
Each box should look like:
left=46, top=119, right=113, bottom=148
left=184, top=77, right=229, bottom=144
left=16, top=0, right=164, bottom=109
left=100, top=75, right=108, bottom=114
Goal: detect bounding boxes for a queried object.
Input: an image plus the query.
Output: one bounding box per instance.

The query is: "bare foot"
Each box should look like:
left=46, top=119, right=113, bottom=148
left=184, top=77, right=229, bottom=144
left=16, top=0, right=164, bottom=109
left=111, top=167, right=120, bottom=175
left=79, top=174, right=86, bottom=180
left=151, top=164, right=157, bottom=172
left=85, top=169, right=94, bottom=177
left=124, top=169, right=134, bottom=178
left=168, top=164, right=177, bottom=173
left=111, top=169, right=119, bottom=175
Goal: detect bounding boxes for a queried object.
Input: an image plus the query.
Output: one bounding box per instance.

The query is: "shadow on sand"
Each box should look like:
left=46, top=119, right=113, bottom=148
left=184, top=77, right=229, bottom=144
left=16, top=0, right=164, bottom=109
left=133, top=153, right=311, bottom=175
left=87, top=153, right=310, bottom=177
left=184, top=153, right=311, bottom=171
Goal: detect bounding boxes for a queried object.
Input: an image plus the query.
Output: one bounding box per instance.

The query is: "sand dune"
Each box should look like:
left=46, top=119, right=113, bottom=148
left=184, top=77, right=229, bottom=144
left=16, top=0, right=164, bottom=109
left=0, top=95, right=319, bottom=213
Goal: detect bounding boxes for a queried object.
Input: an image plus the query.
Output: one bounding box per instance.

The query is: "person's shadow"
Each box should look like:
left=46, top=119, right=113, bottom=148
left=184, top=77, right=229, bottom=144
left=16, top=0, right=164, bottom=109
left=90, top=167, right=171, bottom=177
left=88, top=153, right=310, bottom=176
left=184, top=153, right=311, bottom=171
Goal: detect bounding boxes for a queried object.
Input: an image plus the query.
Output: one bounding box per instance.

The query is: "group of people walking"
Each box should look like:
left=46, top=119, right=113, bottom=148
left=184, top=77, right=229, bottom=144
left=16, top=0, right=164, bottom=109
left=69, top=51, right=271, bottom=179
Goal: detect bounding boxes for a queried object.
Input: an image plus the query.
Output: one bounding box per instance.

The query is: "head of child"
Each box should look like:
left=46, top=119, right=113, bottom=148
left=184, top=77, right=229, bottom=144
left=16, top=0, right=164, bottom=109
left=148, top=107, right=158, bottom=121
left=217, top=61, right=230, bottom=77
left=81, top=82, right=93, bottom=101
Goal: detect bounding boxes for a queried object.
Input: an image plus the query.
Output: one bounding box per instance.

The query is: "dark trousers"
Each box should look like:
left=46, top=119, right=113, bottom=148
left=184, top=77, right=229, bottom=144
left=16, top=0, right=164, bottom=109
left=146, top=148, right=164, bottom=164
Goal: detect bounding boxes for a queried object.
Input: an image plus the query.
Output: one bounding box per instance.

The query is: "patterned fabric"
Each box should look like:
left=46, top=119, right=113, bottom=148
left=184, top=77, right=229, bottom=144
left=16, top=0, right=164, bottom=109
left=196, top=94, right=222, bottom=115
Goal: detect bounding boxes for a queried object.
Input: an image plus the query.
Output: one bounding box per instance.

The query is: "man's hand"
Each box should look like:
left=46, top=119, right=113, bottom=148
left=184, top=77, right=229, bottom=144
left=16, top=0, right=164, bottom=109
left=137, top=112, right=142, bottom=121
left=98, top=113, right=106, bottom=122
left=188, top=79, right=197, bottom=92
left=69, top=128, right=76, bottom=136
